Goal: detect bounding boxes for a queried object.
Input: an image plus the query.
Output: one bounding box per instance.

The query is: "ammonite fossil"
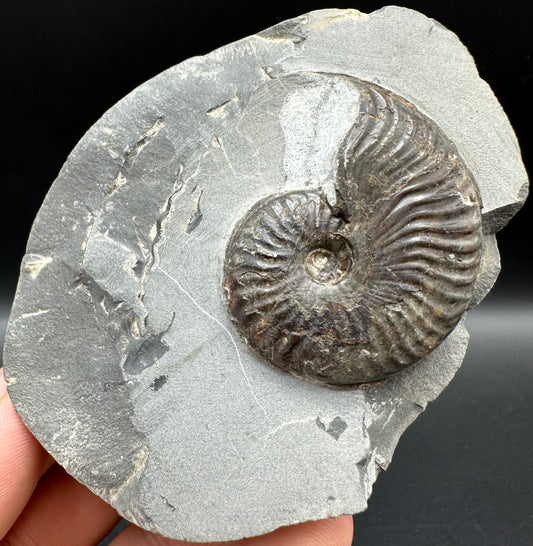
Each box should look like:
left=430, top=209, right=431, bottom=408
left=224, top=78, right=483, bottom=385
left=3, top=6, right=528, bottom=543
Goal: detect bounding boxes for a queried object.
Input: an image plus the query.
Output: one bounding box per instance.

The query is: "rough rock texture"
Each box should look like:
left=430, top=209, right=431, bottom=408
left=3, top=7, right=527, bottom=542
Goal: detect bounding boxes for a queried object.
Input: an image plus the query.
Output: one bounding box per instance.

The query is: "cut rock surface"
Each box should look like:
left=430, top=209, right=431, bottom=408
left=3, top=7, right=527, bottom=541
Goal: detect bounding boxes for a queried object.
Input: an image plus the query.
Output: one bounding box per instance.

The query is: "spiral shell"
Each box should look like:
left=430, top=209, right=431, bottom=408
left=223, top=78, right=482, bottom=386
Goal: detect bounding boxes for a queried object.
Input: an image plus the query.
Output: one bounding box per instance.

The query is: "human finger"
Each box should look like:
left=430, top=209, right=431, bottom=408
left=0, top=369, right=7, bottom=399
left=110, top=514, right=354, bottom=546
left=1, top=463, right=121, bottom=546
left=0, top=390, right=54, bottom=537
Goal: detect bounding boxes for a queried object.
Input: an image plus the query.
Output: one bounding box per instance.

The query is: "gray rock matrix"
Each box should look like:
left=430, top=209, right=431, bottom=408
left=3, top=7, right=528, bottom=542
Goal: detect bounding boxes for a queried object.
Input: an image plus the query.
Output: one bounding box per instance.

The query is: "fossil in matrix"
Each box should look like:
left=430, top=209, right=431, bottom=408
left=224, top=78, right=483, bottom=385
left=3, top=7, right=527, bottom=542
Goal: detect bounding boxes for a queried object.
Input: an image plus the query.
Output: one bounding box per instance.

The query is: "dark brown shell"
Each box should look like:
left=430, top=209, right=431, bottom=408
left=223, top=78, right=482, bottom=386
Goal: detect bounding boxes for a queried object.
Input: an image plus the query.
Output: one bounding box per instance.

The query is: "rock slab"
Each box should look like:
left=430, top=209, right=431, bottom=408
left=3, top=7, right=527, bottom=541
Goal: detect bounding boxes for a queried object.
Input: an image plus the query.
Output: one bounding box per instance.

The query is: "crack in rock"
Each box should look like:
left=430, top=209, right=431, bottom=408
left=108, top=117, right=165, bottom=196
left=76, top=271, right=174, bottom=375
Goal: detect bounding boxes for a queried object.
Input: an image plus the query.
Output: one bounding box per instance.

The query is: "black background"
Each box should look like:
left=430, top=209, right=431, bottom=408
left=0, top=2, right=531, bottom=545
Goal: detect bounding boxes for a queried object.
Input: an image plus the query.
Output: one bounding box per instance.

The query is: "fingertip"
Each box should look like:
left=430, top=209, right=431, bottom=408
left=329, top=515, right=355, bottom=545
left=0, top=390, right=53, bottom=537
left=3, top=464, right=121, bottom=545
left=0, top=391, right=48, bottom=467
left=0, top=368, right=6, bottom=399
left=269, top=515, right=354, bottom=546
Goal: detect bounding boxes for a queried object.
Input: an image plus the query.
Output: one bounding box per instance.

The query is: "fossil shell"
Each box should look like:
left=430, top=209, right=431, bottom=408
left=224, top=78, right=483, bottom=386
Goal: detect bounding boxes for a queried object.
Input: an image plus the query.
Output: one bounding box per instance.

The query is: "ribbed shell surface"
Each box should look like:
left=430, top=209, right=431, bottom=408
left=224, top=78, right=482, bottom=385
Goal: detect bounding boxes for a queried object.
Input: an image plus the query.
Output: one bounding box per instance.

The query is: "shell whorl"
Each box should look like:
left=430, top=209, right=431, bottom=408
left=223, top=78, right=482, bottom=386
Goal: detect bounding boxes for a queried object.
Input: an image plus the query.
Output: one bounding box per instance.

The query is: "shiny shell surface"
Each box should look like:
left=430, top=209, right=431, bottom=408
left=224, top=78, right=482, bottom=385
